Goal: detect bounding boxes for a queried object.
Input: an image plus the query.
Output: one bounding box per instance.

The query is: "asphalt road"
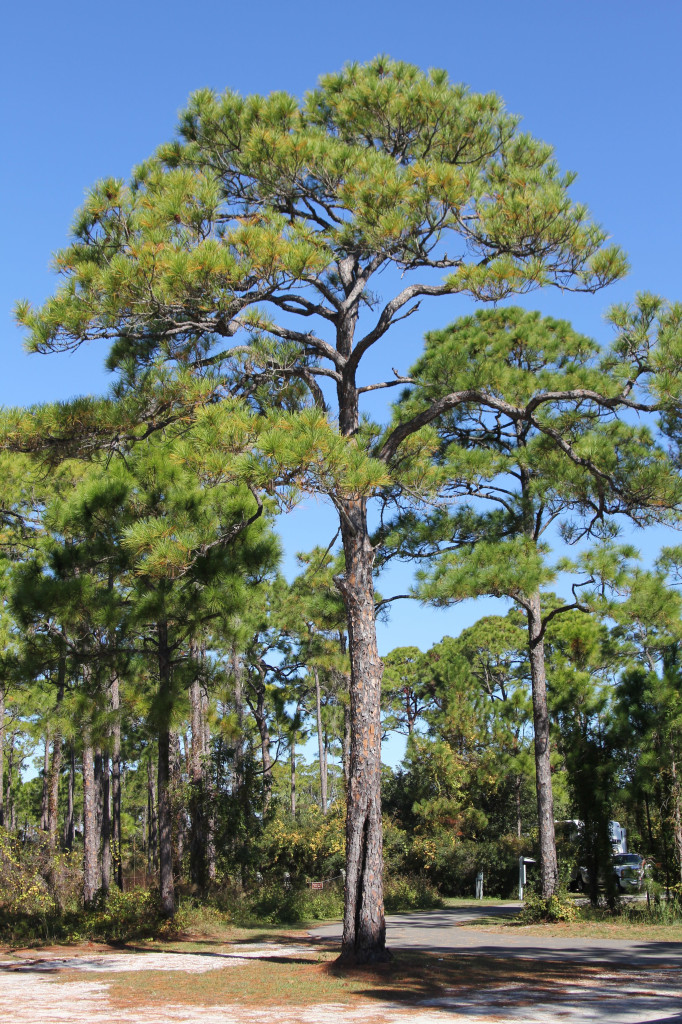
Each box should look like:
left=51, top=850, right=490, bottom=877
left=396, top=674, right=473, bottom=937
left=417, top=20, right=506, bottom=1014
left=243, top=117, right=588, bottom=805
left=310, top=905, right=682, bottom=1022
left=310, top=902, right=682, bottom=966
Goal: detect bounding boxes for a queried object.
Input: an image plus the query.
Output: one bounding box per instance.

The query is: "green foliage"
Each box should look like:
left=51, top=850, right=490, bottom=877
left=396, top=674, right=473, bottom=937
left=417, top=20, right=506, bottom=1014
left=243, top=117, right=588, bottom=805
left=383, top=874, right=442, bottom=912
left=521, top=887, right=578, bottom=923
left=245, top=881, right=343, bottom=924
left=0, top=827, right=81, bottom=916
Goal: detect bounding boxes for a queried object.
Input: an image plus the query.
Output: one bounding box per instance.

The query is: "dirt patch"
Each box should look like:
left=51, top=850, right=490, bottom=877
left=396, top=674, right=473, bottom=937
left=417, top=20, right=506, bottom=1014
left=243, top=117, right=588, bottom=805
left=1, top=944, right=681, bottom=1023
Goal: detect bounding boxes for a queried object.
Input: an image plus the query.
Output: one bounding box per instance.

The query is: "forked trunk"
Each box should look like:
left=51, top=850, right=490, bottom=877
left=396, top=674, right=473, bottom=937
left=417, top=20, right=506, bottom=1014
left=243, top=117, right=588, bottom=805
left=336, top=497, right=387, bottom=964
left=527, top=591, right=558, bottom=898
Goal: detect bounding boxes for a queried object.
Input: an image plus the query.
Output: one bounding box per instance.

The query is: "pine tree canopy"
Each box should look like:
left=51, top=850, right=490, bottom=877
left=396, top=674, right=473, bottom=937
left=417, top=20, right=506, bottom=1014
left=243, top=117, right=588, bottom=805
left=16, top=57, right=627, bottom=437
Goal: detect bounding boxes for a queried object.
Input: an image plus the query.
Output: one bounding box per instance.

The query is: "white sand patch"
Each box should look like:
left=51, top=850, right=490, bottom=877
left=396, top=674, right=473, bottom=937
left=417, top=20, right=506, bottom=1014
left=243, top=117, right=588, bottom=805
left=0, top=943, right=316, bottom=975
left=0, top=948, right=680, bottom=1024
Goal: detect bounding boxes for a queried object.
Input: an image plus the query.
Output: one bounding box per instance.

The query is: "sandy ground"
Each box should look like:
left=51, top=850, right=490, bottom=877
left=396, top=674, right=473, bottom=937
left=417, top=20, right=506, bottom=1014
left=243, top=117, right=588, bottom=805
left=1, top=944, right=681, bottom=1024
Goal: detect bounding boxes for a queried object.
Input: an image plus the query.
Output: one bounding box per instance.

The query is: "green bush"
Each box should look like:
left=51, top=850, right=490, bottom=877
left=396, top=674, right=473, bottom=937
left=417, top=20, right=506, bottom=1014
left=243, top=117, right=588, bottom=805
left=384, top=874, right=443, bottom=912
left=242, top=881, right=343, bottom=924
left=521, top=888, right=577, bottom=923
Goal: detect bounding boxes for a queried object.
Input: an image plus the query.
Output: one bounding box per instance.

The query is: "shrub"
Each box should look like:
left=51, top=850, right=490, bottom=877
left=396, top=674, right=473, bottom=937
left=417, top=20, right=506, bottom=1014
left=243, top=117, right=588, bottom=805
left=521, top=888, right=577, bottom=923
left=384, top=874, right=443, bottom=912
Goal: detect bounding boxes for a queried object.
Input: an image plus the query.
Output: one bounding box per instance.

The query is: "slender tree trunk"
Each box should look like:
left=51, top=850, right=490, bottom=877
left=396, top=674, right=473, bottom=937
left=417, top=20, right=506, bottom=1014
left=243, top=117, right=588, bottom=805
left=515, top=775, right=523, bottom=839
left=527, top=590, right=559, bottom=899
left=157, top=621, right=175, bottom=916
left=101, top=750, right=111, bottom=894
left=170, top=730, right=184, bottom=880
left=232, top=647, right=246, bottom=792
left=0, top=686, right=5, bottom=828
left=342, top=699, right=351, bottom=788
left=290, top=733, right=296, bottom=817
left=6, top=731, right=16, bottom=831
left=82, top=731, right=98, bottom=907
left=336, top=496, right=387, bottom=964
left=313, top=666, right=328, bottom=815
left=189, top=672, right=207, bottom=889
left=40, top=727, right=50, bottom=830
left=65, top=742, right=75, bottom=852
left=670, top=752, right=682, bottom=883
left=47, top=668, right=65, bottom=848
left=200, top=680, right=216, bottom=882
left=94, top=747, right=103, bottom=881
left=110, top=675, right=123, bottom=890
left=147, top=754, right=158, bottom=875
left=248, top=666, right=273, bottom=814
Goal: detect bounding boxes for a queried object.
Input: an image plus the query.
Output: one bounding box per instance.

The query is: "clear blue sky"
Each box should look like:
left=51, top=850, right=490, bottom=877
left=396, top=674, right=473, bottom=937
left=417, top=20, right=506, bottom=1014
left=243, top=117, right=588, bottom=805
left=3, top=0, right=681, bottom=696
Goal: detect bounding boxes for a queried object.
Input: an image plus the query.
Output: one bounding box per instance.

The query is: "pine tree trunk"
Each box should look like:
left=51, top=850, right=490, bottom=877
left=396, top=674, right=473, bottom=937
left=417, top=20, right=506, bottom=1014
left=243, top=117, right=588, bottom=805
left=64, top=742, right=75, bottom=851
left=147, top=754, right=158, bottom=875
left=82, top=732, right=98, bottom=907
left=670, top=751, right=682, bottom=883
left=189, top=673, right=207, bottom=889
left=201, top=680, right=216, bottom=882
left=40, top=728, right=50, bottom=831
left=336, top=496, right=387, bottom=964
left=170, top=731, right=184, bottom=880
left=111, top=674, right=123, bottom=890
left=314, top=666, right=328, bottom=815
left=342, top=700, right=351, bottom=788
left=101, top=750, right=111, bottom=894
left=290, top=735, right=296, bottom=817
left=232, top=647, right=246, bottom=792
left=47, top=669, right=65, bottom=848
left=527, top=591, right=559, bottom=899
left=6, top=731, right=16, bottom=831
left=0, top=685, right=5, bottom=828
left=157, top=621, right=175, bottom=916
left=248, top=666, right=273, bottom=815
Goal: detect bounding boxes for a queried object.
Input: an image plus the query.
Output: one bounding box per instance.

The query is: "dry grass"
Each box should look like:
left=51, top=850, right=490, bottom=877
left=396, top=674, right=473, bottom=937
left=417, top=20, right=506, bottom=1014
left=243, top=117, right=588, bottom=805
left=467, top=916, right=682, bottom=941
left=48, top=946, right=627, bottom=1011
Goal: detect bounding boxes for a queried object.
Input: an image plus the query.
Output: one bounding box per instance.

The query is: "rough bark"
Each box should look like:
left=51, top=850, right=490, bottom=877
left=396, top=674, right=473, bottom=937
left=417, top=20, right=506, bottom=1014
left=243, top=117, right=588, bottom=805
left=336, top=496, right=388, bottom=964
left=64, top=741, right=75, bottom=851
left=82, top=732, right=98, bottom=907
left=147, top=754, right=158, bottom=875
left=189, top=672, right=208, bottom=889
left=527, top=591, right=559, bottom=898
left=40, top=727, right=50, bottom=831
left=157, top=620, right=175, bottom=916
left=6, top=731, right=16, bottom=831
left=313, top=666, right=328, bottom=815
left=0, top=686, right=5, bottom=828
left=110, top=674, right=123, bottom=890
left=47, top=671, right=65, bottom=848
left=670, top=752, right=682, bottom=883
left=201, top=680, right=216, bottom=882
left=170, top=730, right=184, bottom=879
left=290, top=734, right=296, bottom=817
left=101, top=750, right=111, bottom=894
left=232, top=647, right=246, bottom=792
left=342, top=699, right=351, bottom=788
left=247, top=665, right=273, bottom=814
